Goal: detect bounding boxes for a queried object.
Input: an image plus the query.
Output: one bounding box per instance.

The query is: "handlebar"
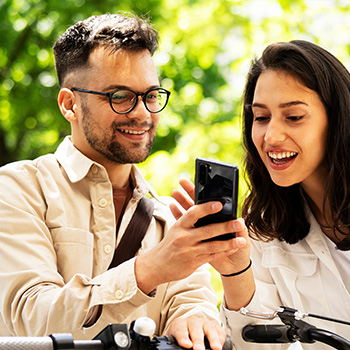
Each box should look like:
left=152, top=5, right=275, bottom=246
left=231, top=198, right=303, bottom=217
left=241, top=306, right=350, bottom=350
left=0, top=335, right=106, bottom=350
left=0, top=318, right=233, bottom=350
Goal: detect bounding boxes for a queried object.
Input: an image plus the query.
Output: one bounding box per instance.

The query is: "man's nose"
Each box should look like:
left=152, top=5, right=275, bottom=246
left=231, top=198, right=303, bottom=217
left=127, top=96, right=151, bottom=120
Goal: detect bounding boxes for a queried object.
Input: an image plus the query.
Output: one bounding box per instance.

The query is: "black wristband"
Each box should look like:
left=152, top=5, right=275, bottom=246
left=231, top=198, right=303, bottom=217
left=221, top=259, right=252, bottom=277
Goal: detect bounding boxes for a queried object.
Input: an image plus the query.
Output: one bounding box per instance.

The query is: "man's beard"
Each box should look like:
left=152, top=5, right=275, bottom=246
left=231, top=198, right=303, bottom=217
left=81, top=104, right=156, bottom=164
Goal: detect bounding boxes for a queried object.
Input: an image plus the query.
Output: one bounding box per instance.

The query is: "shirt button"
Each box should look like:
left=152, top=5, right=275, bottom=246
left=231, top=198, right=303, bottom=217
left=91, top=165, right=98, bottom=174
left=115, top=290, right=124, bottom=300
left=104, top=244, right=112, bottom=254
left=98, top=198, right=108, bottom=207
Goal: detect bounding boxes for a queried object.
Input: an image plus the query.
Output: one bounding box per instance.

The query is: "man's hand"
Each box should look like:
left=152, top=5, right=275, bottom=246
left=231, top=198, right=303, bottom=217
left=135, top=178, right=251, bottom=295
left=135, top=187, right=244, bottom=294
left=165, top=316, right=226, bottom=350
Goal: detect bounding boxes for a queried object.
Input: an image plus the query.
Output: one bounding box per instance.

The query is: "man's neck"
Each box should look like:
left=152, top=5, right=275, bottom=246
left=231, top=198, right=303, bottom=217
left=69, top=136, right=133, bottom=188
left=104, top=161, right=133, bottom=189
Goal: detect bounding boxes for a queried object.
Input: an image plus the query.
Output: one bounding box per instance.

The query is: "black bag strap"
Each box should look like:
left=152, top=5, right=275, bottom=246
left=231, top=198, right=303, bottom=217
left=109, top=196, right=154, bottom=268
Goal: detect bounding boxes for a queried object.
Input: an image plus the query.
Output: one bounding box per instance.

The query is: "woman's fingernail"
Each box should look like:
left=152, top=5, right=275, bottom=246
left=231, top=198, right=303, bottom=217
left=236, top=237, right=246, bottom=247
left=233, top=221, right=240, bottom=231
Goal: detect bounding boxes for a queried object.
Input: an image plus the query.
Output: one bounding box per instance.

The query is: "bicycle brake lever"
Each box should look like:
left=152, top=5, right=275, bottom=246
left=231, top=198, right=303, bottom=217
left=239, top=307, right=284, bottom=320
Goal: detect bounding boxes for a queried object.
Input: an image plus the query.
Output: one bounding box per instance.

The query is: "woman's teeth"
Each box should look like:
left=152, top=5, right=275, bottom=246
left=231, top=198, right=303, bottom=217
left=268, top=151, right=297, bottom=164
left=268, top=151, right=297, bottom=159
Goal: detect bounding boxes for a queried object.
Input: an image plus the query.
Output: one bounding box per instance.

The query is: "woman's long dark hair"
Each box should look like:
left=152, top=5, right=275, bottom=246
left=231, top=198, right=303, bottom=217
left=242, top=40, right=350, bottom=244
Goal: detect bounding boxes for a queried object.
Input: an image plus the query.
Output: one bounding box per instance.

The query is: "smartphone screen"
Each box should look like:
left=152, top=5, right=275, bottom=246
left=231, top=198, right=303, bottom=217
left=194, top=157, right=238, bottom=241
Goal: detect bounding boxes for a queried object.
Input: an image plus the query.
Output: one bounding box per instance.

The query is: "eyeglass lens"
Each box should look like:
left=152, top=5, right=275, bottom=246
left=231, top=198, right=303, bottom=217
left=110, top=89, right=168, bottom=113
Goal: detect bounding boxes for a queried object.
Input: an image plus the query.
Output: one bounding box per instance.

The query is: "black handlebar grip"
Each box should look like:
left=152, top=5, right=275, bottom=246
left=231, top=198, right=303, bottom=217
left=242, top=324, right=292, bottom=343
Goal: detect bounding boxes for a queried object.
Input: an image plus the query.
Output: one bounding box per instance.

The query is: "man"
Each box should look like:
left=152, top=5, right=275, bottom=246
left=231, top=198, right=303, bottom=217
left=0, top=13, right=239, bottom=349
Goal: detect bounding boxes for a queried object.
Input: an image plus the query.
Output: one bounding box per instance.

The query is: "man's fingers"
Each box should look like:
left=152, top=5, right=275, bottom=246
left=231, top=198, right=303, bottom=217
left=179, top=178, right=195, bottom=201
left=180, top=201, right=223, bottom=228
left=171, top=189, right=193, bottom=211
left=203, top=320, right=227, bottom=350
left=169, top=202, right=183, bottom=220
left=187, top=317, right=205, bottom=350
left=165, top=319, right=193, bottom=349
left=166, top=317, right=226, bottom=350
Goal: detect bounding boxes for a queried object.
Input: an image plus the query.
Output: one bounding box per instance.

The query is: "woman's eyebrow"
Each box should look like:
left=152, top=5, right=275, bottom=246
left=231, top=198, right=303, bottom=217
left=251, top=102, right=267, bottom=109
left=279, top=100, right=308, bottom=108
left=251, top=101, right=308, bottom=109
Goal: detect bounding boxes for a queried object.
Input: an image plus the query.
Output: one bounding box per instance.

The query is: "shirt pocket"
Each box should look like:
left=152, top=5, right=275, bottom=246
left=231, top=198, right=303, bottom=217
left=261, top=245, right=319, bottom=308
left=51, top=227, right=94, bottom=282
left=262, top=245, right=317, bottom=276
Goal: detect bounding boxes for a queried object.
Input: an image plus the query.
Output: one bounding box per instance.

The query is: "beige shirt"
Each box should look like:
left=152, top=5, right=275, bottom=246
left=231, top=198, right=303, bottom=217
left=0, top=137, right=219, bottom=339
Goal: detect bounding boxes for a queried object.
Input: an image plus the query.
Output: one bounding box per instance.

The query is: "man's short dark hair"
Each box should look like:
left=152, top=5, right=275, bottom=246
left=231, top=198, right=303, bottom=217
left=53, top=12, right=159, bottom=87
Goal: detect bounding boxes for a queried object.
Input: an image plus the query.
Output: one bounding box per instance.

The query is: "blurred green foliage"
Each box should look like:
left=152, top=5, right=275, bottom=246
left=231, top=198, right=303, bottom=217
left=1, top=0, right=350, bottom=302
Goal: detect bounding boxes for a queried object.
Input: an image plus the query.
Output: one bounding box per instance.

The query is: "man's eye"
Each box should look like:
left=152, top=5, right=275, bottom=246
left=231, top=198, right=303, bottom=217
left=112, top=93, right=127, bottom=100
left=146, top=92, right=158, bottom=100
left=111, top=91, right=132, bottom=103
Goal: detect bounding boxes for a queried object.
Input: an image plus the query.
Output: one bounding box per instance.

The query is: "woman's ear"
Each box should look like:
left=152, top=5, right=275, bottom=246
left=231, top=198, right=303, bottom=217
left=58, top=88, right=77, bottom=122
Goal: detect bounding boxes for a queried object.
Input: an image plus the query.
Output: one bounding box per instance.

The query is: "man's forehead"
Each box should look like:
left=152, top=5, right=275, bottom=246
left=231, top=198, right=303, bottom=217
left=89, top=46, right=152, bottom=64
left=85, top=46, right=158, bottom=90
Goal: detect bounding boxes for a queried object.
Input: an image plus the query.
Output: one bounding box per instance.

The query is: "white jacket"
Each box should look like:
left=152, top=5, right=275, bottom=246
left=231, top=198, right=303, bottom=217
left=221, top=209, right=350, bottom=349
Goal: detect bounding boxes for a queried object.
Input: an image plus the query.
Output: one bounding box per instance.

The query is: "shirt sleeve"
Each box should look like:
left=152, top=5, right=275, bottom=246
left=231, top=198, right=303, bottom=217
left=0, top=164, right=152, bottom=338
left=219, top=239, right=290, bottom=350
left=159, top=264, right=221, bottom=334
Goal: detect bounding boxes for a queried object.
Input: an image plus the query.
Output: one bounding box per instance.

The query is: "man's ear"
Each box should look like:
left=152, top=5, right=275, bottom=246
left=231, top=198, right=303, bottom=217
left=58, top=88, right=78, bottom=122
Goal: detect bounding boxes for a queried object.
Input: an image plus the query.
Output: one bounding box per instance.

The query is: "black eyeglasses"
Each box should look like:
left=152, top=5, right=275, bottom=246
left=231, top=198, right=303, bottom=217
left=71, top=87, right=171, bottom=114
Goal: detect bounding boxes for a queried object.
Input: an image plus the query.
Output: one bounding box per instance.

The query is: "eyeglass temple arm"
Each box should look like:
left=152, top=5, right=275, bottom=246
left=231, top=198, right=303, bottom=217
left=71, top=88, right=108, bottom=97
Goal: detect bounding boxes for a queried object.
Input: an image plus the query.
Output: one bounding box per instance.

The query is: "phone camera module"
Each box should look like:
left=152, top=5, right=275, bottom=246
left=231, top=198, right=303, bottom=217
left=199, top=164, right=211, bottom=185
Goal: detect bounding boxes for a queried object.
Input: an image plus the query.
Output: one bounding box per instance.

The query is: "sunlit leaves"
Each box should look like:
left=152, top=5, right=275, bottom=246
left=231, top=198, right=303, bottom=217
left=1, top=0, right=350, bottom=169
left=1, top=0, right=350, bottom=304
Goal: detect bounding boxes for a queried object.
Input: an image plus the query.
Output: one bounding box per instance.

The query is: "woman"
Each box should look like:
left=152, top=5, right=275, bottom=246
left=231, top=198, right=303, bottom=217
left=171, top=40, right=350, bottom=349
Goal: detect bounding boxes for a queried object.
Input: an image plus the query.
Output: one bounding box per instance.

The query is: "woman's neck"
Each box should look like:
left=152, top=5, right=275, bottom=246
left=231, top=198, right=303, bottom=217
left=304, top=190, right=347, bottom=245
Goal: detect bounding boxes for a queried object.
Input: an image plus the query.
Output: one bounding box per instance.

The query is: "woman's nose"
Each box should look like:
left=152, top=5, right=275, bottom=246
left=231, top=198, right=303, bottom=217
left=264, top=118, right=286, bottom=144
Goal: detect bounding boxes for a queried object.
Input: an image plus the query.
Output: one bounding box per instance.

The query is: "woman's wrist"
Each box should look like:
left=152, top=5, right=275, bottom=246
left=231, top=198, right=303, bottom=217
left=221, top=259, right=252, bottom=277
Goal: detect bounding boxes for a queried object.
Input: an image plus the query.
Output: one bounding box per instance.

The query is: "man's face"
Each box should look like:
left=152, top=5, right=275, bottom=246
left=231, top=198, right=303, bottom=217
left=72, top=47, right=161, bottom=165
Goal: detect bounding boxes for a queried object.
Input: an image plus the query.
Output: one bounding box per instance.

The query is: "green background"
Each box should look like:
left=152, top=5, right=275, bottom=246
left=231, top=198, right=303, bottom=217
left=1, top=0, right=350, bottom=303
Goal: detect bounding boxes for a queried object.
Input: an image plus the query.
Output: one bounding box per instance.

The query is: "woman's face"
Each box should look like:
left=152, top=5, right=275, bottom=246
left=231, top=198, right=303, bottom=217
left=251, top=69, right=328, bottom=192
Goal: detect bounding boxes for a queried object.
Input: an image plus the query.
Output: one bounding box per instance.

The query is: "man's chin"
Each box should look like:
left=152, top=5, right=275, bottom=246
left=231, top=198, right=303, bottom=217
left=104, top=140, right=154, bottom=164
left=106, top=151, right=151, bottom=165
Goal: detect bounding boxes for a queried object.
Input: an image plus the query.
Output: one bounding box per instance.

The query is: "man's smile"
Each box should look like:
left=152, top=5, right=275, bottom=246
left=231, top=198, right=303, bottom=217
left=118, top=128, right=147, bottom=135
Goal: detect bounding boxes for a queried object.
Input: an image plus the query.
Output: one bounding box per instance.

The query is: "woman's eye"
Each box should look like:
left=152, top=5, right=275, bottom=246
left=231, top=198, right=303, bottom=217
left=253, top=115, right=269, bottom=122
left=287, top=115, right=304, bottom=121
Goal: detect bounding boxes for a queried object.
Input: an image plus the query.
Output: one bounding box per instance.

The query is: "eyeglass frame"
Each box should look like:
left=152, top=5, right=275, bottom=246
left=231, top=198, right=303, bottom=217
left=71, top=86, right=171, bottom=114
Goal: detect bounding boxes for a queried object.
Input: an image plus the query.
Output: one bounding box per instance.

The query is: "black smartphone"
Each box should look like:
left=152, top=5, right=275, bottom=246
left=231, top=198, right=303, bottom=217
left=194, top=157, right=239, bottom=241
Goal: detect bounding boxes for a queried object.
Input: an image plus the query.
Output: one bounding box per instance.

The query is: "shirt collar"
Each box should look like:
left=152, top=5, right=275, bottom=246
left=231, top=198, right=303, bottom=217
left=54, top=136, right=164, bottom=204
left=54, top=136, right=96, bottom=183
